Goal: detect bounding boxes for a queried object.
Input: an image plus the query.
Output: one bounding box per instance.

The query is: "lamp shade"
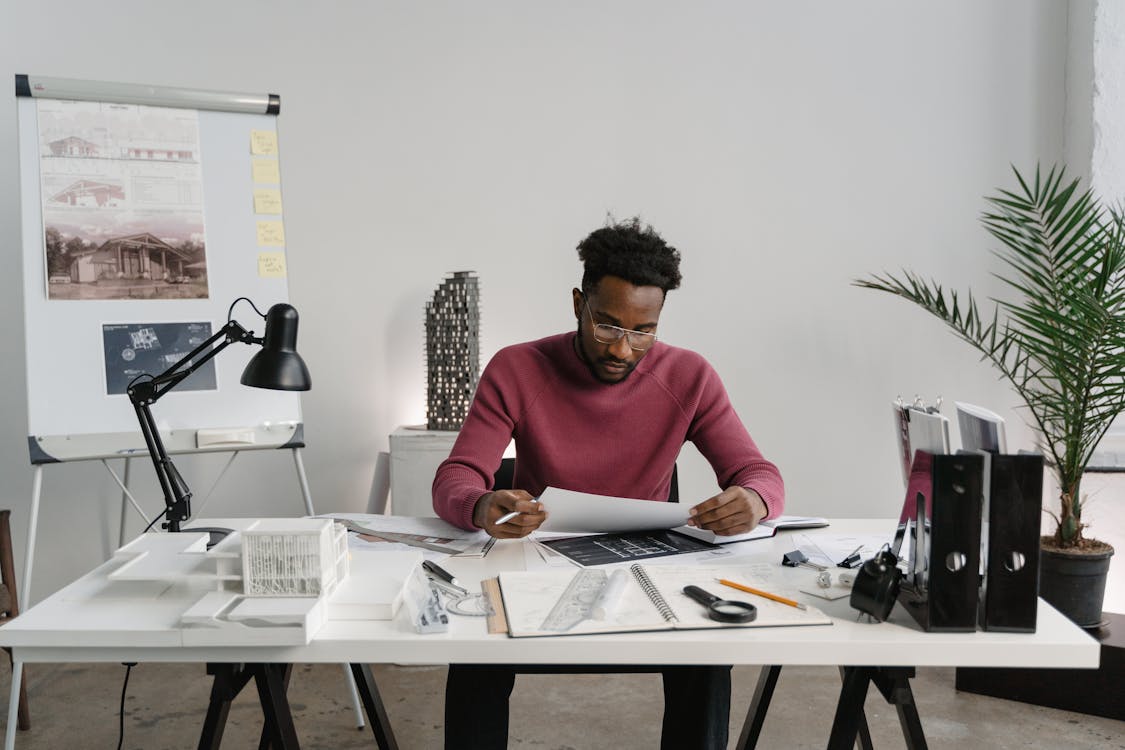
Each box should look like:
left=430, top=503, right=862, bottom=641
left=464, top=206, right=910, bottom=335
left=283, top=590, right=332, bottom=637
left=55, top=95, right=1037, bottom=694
left=240, top=303, right=311, bottom=391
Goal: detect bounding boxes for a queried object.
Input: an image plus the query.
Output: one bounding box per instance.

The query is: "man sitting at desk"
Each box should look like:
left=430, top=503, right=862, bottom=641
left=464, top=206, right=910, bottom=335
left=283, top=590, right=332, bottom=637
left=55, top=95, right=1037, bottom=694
left=432, top=217, right=784, bottom=750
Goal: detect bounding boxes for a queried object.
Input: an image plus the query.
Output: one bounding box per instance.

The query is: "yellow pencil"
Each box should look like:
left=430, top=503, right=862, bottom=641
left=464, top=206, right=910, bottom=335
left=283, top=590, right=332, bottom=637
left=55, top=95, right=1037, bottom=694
left=716, top=578, right=807, bottom=610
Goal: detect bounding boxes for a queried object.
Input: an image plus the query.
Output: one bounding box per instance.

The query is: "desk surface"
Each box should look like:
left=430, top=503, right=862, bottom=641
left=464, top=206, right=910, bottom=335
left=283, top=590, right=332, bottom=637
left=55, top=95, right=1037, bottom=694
left=0, top=519, right=1099, bottom=670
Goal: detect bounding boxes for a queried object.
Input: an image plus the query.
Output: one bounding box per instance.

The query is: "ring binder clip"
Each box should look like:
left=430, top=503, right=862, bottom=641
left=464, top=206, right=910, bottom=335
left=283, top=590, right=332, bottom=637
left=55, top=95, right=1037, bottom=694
left=894, top=396, right=951, bottom=487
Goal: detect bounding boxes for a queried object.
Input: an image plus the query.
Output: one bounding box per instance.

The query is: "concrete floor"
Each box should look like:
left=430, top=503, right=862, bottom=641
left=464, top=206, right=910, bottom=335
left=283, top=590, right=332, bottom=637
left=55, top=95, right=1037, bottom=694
left=1, top=661, right=1121, bottom=749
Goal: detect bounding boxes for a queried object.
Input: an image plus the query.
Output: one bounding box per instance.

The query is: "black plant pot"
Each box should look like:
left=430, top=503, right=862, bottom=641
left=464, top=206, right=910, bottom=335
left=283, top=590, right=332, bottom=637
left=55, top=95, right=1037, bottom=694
left=1039, top=545, right=1115, bottom=628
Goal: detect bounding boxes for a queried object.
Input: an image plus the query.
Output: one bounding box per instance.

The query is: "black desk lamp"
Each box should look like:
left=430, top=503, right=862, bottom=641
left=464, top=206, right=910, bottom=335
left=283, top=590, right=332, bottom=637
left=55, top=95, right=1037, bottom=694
left=127, top=298, right=311, bottom=534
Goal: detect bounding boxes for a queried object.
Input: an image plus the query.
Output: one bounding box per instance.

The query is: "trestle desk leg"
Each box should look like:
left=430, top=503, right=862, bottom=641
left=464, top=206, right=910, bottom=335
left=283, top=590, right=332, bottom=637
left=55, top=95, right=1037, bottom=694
left=838, top=666, right=873, bottom=750
left=349, top=663, right=399, bottom=750
left=735, top=664, right=782, bottom=749
left=827, top=667, right=873, bottom=750
left=829, top=667, right=928, bottom=750
left=254, top=663, right=300, bottom=749
left=199, top=663, right=253, bottom=750
left=257, top=664, right=293, bottom=750
left=869, top=667, right=927, bottom=750
left=894, top=686, right=926, bottom=748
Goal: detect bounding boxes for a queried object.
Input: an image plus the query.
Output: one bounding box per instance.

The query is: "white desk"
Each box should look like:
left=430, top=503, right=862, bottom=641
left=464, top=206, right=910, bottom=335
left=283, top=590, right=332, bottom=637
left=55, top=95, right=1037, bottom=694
left=0, top=519, right=1099, bottom=749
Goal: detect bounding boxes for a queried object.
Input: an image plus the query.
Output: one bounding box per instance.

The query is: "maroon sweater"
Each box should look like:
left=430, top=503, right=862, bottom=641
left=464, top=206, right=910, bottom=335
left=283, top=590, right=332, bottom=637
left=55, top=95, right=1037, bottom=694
left=432, top=332, right=784, bottom=530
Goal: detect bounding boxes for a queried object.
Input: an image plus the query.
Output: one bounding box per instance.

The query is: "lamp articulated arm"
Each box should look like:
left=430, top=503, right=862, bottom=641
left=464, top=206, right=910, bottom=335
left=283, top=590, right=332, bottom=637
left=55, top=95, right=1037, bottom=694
left=124, top=301, right=309, bottom=534
left=126, top=320, right=260, bottom=532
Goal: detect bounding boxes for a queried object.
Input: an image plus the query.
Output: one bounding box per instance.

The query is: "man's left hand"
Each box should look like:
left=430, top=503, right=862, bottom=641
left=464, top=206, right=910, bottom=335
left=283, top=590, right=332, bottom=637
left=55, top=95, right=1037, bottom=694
left=687, top=487, right=768, bottom=535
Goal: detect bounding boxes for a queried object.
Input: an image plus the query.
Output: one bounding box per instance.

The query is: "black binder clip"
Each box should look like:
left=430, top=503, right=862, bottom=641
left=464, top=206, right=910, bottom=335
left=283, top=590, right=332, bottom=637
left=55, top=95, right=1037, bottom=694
left=782, top=550, right=826, bottom=571
left=782, top=550, right=807, bottom=567
left=837, top=545, right=864, bottom=569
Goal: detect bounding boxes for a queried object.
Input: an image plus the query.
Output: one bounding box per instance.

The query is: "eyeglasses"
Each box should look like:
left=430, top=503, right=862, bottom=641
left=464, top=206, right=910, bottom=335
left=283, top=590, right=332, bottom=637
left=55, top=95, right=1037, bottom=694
left=583, top=299, right=658, bottom=351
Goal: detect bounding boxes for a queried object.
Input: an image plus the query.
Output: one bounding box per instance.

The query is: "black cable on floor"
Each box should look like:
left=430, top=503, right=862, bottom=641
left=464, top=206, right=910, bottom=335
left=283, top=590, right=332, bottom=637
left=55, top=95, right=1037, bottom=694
left=117, top=662, right=137, bottom=750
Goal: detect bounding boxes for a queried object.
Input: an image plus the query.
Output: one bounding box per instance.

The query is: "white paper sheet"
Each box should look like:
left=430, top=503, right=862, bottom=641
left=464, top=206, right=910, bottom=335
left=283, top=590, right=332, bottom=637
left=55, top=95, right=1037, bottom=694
left=536, top=487, right=691, bottom=533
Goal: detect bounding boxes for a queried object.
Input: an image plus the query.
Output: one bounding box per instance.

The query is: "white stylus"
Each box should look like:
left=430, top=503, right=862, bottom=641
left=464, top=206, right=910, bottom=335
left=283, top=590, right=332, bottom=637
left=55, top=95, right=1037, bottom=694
left=496, top=498, right=539, bottom=525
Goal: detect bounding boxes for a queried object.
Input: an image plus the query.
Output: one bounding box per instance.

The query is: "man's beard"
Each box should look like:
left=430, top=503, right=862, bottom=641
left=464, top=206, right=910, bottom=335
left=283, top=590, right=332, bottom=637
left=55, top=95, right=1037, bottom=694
left=574, top=324, right=637, bottom=384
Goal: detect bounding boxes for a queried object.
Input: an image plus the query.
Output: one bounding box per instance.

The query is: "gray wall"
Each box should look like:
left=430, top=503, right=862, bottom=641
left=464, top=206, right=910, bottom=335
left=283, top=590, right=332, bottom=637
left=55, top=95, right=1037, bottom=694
left=1, top=1, right=1075, bottom=601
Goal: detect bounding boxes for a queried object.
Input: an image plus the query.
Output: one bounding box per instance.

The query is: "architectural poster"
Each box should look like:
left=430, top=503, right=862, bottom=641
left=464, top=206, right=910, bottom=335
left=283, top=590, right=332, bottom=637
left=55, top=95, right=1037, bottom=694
left=37, top=99, right=209, bottom=300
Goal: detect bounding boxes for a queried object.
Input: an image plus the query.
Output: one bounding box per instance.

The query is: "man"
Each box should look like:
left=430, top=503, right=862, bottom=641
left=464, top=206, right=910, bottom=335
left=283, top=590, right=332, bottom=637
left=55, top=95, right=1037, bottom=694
left=433, top=217, right=784, bottom=749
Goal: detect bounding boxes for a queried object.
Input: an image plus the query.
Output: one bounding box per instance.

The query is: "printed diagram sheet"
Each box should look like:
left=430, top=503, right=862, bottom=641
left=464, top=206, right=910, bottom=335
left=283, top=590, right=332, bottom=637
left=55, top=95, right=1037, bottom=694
left=101, top=321, right=216, bottom=395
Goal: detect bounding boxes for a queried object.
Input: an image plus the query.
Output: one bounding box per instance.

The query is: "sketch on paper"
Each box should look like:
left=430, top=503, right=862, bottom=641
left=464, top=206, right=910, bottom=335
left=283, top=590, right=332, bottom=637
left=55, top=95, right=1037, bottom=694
left=102, top=322, right=217, bottom=396
left=37, top=99, right=209, bottom=300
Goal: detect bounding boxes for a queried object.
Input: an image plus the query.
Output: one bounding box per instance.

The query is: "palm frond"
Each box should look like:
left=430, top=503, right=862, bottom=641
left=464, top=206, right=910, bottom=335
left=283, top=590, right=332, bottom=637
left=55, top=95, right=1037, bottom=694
left=854, top=165, right=1125, bottom=546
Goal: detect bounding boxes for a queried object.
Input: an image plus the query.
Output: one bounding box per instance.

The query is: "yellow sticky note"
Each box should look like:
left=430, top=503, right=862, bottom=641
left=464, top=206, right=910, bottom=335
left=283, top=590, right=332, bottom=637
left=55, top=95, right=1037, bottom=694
left=251, top=158, right=280, bottom=184
left=253, top=188, right=283, bottom=215
left=256, top=220, right=286, bottom=247
left=250, top=129, right=278, bottom=155
left=258, top=252, right=287, bottom=278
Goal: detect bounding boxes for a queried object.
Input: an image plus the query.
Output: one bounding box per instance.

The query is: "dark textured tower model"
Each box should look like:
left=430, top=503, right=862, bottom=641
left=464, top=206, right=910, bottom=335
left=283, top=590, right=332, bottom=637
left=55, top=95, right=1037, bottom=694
left=425, top=271, right=480, bottom=430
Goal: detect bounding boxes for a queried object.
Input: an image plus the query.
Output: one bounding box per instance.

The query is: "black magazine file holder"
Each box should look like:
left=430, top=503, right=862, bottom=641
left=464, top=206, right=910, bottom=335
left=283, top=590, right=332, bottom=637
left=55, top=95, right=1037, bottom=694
left=892, top=451, right=984, bottom=632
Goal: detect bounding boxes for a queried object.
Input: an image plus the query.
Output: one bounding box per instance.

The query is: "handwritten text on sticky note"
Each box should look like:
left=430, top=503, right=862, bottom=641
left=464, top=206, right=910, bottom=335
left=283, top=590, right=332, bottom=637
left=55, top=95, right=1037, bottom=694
left=258, top=252, right=287, bottom=278
left=250, top=129, right=278, bottom=155
left=253, top=188, right=283, bottom=215
left=256, top=220, right=286, bottom=247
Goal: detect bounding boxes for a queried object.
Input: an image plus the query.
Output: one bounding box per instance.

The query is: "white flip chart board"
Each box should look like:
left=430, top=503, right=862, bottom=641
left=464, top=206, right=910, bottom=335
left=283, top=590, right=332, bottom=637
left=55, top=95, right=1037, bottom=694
left=15, top=75, right=303, bottom=464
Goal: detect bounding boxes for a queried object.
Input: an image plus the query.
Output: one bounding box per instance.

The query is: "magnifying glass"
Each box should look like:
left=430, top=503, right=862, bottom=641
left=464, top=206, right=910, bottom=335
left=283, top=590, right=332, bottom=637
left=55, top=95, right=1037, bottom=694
left=682, top=585, right=758, bottom=624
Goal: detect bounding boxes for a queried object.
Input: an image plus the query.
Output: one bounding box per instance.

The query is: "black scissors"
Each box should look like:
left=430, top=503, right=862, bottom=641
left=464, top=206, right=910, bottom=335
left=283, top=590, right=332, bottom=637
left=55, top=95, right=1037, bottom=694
left=682, top=585, right=757, bottom=623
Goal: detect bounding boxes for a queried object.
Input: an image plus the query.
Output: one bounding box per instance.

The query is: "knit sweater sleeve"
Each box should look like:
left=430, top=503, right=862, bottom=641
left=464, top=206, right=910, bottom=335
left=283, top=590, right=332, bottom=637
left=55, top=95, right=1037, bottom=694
left=431, top=349, right=525, bottom=530
left=686, top=360, right=785, bottom=519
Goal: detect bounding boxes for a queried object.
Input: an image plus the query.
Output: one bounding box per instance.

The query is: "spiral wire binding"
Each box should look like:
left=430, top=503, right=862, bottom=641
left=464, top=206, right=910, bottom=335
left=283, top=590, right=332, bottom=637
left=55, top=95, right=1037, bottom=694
left=630, top=563, right=678, bottom=623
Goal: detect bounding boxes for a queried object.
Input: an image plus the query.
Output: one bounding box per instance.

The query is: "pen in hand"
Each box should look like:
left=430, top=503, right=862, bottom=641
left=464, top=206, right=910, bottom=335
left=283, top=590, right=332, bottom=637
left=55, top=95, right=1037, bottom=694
left=495, top=498, right=539, bottom=525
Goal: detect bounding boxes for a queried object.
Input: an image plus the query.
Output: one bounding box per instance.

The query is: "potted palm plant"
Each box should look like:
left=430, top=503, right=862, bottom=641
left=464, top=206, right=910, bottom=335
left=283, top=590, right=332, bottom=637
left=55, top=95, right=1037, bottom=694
left=855, top=165, right=1120, bottom=627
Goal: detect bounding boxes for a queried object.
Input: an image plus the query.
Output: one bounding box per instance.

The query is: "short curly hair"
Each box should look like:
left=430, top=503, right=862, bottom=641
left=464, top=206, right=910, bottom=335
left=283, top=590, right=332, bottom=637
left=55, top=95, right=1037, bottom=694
left=577, top=217, right=682, bottom=296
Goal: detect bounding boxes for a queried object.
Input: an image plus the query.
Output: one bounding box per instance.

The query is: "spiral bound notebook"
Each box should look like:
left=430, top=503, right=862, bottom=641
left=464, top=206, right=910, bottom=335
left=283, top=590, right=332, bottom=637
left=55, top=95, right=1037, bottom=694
left=496, top=564, right=832, bottom=638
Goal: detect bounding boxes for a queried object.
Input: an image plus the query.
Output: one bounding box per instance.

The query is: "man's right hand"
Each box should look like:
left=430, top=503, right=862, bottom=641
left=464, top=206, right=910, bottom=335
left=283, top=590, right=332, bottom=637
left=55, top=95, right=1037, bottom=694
left=472, top=490, right=548, bottom=539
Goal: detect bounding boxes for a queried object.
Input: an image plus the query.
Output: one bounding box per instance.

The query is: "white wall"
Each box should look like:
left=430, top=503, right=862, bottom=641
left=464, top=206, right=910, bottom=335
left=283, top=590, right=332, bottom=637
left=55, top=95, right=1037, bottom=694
left=1065, top=0, right=1095, bottom=179
left=0, top=1, right=1074, bottom=600
left=1092, top=0, right=1125, bottom=196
